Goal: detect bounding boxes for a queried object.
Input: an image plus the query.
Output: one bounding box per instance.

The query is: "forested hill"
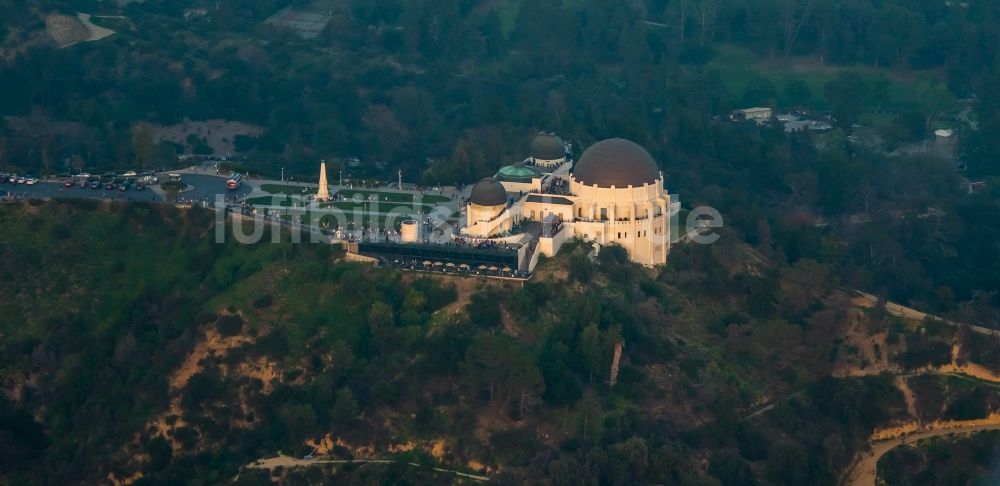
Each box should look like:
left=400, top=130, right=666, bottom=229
left=1, top=1, right=1000, bottom=483
left=1, top=0, right=999, bottom=182
left=2, top=200, right=999, bottom=484
left=2, top=0, right=999, bottom=319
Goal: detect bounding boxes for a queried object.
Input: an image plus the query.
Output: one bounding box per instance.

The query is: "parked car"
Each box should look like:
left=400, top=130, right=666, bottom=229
left=90, top=181, right=102, bottom=189
left=25, top=178, right=39, bottom=185
left=105, top=182, right=116, bottom=190
left=123, top=171, right=137, bottom=177
left=63, top=181, right=74, bottom=188
left=17, top=177, right=27, bottom=184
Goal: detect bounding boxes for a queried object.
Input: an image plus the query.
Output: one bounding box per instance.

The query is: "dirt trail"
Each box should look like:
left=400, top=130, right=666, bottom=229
left=852, top=290, right=998, bottom=336
left=141, top=324, right=274, bottom=456
left=895, top=376, right=918, bottom=418
left=47, top=13, right=116, bottom=48
left=169, top=328, right=253, bottom=390
left=845, top=413, right=1000, bottom=486
left=246, top=454, right=489, bottom=482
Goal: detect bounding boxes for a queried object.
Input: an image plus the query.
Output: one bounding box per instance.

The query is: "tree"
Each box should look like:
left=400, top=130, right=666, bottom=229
left=783, top=79, right=812, bottom=108
left=332, top=387, right=359, bottom=426
left=131, top=123, right=154, bottom=169
left=466, top=289, right=502, bottom=328
left=145, top=436, right=172, bottom=473
left=280, top=403, right=317, bottom=444
left=460, top=334, right=544, bottom=418
left=367, top=301, right=396, bottom=354
left=824, top=73, right=867, bottom=130
left=580, top=324, right=603, bottom=382
left=508, top=353, right=545, bottom=419
left=576, top=391, right=603, bottom=445
left=709, top=451, right=755, bottom=486
left=742, top=76, right=777, bottom=107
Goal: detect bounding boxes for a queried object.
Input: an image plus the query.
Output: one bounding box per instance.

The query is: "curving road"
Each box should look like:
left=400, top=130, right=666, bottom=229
left=845, top=422, right=1000, bottom=486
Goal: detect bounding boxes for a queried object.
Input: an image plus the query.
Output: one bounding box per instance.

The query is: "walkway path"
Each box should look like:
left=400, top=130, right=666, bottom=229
left=851, top=289, right=998, bottom=337
left=73, top=13, right=115, bottom=45
left=246, top=454, right=489, bottom=482
left=844, top=415, right=1000, bottom=486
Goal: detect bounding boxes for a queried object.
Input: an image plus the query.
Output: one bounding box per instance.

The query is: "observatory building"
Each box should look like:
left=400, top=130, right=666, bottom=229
left=461, top=135, right=675, bottom=267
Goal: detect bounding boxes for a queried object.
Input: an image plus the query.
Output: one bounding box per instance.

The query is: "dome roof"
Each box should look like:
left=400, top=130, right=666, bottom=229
left=497, top=162, right=542, bottom=182
left=531, top=133, right=565, bottom=160
left=572, top=138, right=660, bottom=188
left=468, top=177, right=507, bottom=206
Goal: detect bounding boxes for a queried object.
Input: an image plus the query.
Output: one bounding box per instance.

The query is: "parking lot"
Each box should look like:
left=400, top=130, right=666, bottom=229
left=0, top=179, right=162, bottom=202
left=0, top=173, right=250, bottom=204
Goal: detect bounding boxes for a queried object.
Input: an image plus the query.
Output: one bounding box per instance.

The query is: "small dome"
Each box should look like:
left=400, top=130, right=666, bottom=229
left=468, top=177, right=507, bottom=206
left=497, top=162, right=542, bottom=182
left=531, top=133, right=565, bottom=160
left=572, top=138, right=660, bottom=188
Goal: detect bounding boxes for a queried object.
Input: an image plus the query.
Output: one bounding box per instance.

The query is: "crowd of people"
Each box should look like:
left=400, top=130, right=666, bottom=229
left=542, top=177, right=569, bottom=195
left=450, top=235, right=519, bottom=252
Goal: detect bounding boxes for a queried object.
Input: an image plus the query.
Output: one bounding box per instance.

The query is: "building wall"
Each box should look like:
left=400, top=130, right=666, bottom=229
left=499, top=178, right=541, bottom=195
left=464, top=203, right=510, bottom=238
left=461, top=173, right=673, bottom=267
left=400, top=221, right=419, bottom=242
left=467, top=203, right=504, bottom=226
left=521, top=199, right=575, bottom=221
left=538, top=225, right=571, bottom=257
left=568, top=175, right=671, bottom=266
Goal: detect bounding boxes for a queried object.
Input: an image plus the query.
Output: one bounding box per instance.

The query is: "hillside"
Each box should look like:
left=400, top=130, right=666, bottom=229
left=1, top=201, right=998, bottom=484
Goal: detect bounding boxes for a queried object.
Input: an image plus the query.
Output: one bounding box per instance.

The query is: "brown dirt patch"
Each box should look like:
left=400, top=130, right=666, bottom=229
left=150, top=119, right=264, bottom=155
left=45, top=13, right=88, bottom=47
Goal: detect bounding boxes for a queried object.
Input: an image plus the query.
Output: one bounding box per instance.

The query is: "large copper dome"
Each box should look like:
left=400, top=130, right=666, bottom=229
left=572, top=138, right=660, bottom=188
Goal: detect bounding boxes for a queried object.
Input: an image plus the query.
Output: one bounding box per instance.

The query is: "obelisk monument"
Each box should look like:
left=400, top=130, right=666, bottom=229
left=317, top=160, right=331, bottom=201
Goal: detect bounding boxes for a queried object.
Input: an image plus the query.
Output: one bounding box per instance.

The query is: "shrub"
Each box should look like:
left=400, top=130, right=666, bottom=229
left=252, top=294, right=274, bottom=309
left=215, top=315, right=244, bottom=336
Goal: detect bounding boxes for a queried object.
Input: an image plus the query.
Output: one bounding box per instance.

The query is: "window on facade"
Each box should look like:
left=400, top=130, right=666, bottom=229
left=600, top=208, right=608, bottom=220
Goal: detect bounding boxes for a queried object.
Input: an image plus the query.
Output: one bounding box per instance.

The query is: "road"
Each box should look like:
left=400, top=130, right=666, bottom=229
left=246, top=454, right=489, bottom=482
left=170, top=174, right=252, bottom=202
left=845, top=422, right=1000, bottom=486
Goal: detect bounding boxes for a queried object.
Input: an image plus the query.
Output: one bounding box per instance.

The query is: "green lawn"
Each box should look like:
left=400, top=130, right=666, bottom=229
left=707, top=44, right=955, bottom=114
left=244, top=195, right=305, bottom=207
left=321, top=201, right=435, bottom=214
left=247, top=196, right=435, bottom=214
left=857, top=112, right=897, bottom=129
left=259, top=184, right=317, bottom=195
left=335, top=189, right=450, bottom=205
